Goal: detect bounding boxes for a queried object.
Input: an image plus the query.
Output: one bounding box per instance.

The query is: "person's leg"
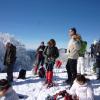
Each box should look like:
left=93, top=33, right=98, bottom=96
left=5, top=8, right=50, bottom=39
left=47, top=61, right=54, bottom=85
left=77, top=57, right=81, bottom=74
left=80, top=57, right=85, bottom=75
left=44, top=63, right=49, bottom=84
left=70, top=59, right=77, bottom=82
left=41, top=56, right=45, bottom=67
left=34, top=56, right=41, bottom=74
left=66, top=59, right=72, bottom=82
left=96, top=68, right=100, bottom=79
left=96, top=59, right=100, bottom=79
left=6, top=63, right=14, bottom=82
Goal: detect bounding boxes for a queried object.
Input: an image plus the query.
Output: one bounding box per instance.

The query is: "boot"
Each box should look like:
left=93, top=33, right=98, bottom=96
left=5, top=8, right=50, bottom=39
left=47, top=71, right=53, bottom=87
left=44, top=71, right=48, bottom=85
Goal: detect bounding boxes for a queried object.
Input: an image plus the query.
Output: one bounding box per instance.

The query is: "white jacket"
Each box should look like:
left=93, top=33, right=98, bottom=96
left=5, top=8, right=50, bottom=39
left=0, top=87, right=19, bottom=100
left=67, top=38, right=81, bottom=59
left=70, top=80, right=94, bottom=100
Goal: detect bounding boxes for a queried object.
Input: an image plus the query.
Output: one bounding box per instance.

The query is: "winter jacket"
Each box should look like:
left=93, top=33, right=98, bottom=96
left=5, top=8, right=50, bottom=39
left=35, top=45, right=45, bottom=58
left=36, top=45, right=45, bottom=55
left=95, top=42, right=100, bottom=60
left=43, top=46, right=59, bottom=63
left=67, top=38, right=81, bottom=59
left=4, top=44, right=16, bottom=65
left=70, top=80, right=94, bottom=100
left=0, top=87, right=19, bottom=100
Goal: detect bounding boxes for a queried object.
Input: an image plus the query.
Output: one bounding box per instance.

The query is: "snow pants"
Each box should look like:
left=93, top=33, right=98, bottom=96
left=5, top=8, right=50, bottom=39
left=77, top=57, right=85, bottom=75
left=66, top=59, right=77, bottom=83
left=6, top=63, right=14, bottom=82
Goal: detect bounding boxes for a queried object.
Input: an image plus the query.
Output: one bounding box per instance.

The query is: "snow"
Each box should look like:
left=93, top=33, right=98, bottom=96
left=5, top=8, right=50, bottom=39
left=0, top=64, right=100, bottom=100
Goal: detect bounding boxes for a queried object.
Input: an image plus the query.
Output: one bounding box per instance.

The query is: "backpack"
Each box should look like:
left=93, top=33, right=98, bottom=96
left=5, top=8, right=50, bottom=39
left=78, top=40, right=87, bottom=56
left=38, top=67, right=45, bottom=78
left=17, top=69, right=26, bottom=79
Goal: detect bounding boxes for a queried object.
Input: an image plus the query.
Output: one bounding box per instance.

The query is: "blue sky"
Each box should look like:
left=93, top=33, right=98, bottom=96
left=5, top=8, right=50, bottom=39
left=0, top=0, right=100, bottom=49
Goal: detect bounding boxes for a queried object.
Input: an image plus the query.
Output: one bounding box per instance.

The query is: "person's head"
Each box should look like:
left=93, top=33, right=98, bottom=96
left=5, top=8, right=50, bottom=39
left=48, top=39, right=56, bottom=47
left=5, top=42, right=11, bottom=49
left=68, top=27, right=77, bottom=37
left=76, top=75, right=87, bottom=85
left=47, top=41, right=51, bottom=47
left=0, top=79, right=11, bottom=97
left=40, top=41, right=44, bottom=46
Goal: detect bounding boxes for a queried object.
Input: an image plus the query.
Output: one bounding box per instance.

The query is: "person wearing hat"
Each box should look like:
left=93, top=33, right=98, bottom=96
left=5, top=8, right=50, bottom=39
left=65, top=28, right=81, bottom=85
left=0, top=79, right=19, bottom=100
left=4, top=42, right=16, bottom=83
left=34, top=41, right=45, bottom=75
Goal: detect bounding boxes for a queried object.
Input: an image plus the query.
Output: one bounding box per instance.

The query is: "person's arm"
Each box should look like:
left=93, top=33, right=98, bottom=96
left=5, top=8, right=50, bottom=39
left=69, top=82, right=77, bottom=96
left=87, top=86, right=94, bottom=100
left=43, top=46, right=48, bottom=57
left=54, top=47, right=59, bottom=59
left=74, top=41, right=81, bottom=51
left=4, top=50, right=7, bottom=65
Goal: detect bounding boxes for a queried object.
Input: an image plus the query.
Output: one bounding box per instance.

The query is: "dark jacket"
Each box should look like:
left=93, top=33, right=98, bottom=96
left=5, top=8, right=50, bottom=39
left=4, top=44, right=16, bottom=65
left=36, top=45, right=45, bottom=56
left=43, top=46, right=59, bottom=63
left=95, top=42, right=100, bottom=60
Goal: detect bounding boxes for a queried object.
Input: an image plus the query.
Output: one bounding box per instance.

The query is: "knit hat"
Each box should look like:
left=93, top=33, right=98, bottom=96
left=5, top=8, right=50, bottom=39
left=41, top=41, right=44, bottom=44
left=0, top=79, right=11, bottom=91
left=70, top=27, right=77, bottom=34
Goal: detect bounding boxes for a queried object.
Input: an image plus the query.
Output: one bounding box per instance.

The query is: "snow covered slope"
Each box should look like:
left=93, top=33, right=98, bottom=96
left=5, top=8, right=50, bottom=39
left=0, top=65, right=100, bottom=100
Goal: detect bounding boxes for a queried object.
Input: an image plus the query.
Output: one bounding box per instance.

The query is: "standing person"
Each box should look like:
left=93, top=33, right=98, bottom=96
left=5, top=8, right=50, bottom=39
left=43, top=39, right=59, bottom=87
left=65, top=28, right=81, bottom=85
left=0, top=79, right=19, bottom=100
left=95, top=40, right=100, bottom=80
left=4, top=42, right=16, bottom=83
left=70, top=75, right=94, bottom=100
left=77, top=37, right=87, bottom=75
left=34, top=41, right=45, bottom=75
left=90, top=44, right=95, bottom=58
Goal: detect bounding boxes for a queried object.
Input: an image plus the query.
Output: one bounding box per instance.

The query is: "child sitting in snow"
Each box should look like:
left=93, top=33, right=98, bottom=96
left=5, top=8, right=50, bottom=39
left=0, top=79, right=19, bottom=100
left=70, top=75, right=94, bottom=100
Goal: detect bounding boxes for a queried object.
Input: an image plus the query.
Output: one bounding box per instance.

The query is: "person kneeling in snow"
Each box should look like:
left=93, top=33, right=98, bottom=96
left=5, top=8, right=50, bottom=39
left=0, top=79, right=19, bottom=100
left=43, top=39, right=59, bottom=88
left=70, top=75, right=94, bottom=100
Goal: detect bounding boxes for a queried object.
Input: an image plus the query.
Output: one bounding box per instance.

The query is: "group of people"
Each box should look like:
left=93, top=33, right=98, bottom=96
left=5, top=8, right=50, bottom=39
left=34, top=39, right=59, bottom=87
left=33, top=27, right=95, bottom=99
left=0, top=27, right=100, bottom=99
